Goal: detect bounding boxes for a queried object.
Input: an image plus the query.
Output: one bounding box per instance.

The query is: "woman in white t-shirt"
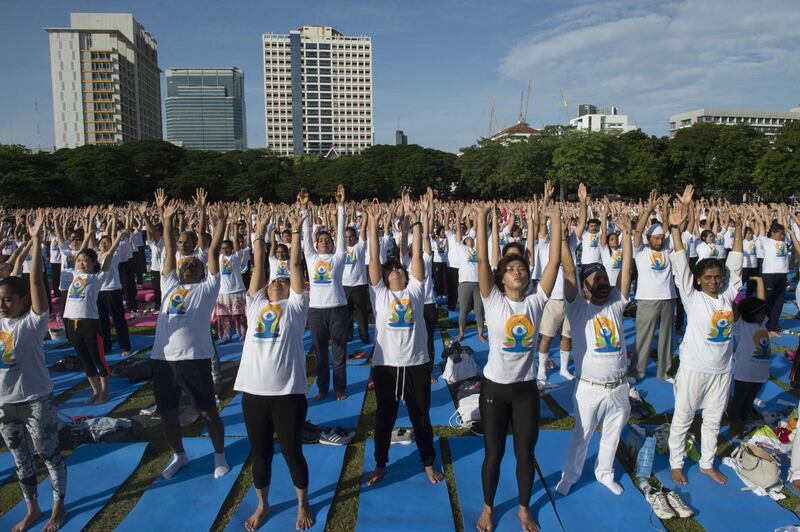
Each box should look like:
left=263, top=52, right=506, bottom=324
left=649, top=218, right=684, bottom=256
left=473, top=200, right=562, bottom=532
left=215, top=227, right=247, bottom=343
left=364, top=196, right=444, bottom=488
left=742, top=225, right=759, bottom=295
left=234, top=207, right=314, bottom=531
left=694, top=229, right=719, bottom=260
left=63, top=214, right=125, bottom=404
left=666, top=189, right=743, bottom=486
left=97, top=214, right=133, bottom=357
left=727, top=277, right=769, bottom=438
left=755, top=207, right=800, bottom=335
left=0, top=211, right=68, bottom=532
left=452, top=205, right=485, bottom=343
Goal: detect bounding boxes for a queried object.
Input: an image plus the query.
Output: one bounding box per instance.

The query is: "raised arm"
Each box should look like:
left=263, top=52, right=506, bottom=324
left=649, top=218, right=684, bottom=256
left=474, top=203, right=493, bottom=298
left=287, top=212, right=306, bottom=294
left=490, top=203, right=500, bottom=269
left=538, top=206, right=563, bottom=297
left=26, top=211, right=48, bottom=315
left=575, top=183, right=588, bottom=238
left=561, top=218, right=578, bottom=303
left=206, top=206, right=227, bottom=276
left=617, top=214, right=634, bottom=295
left=367, top=202, right=383, bottom=286
left=335, top=184, right=346, bottom=254
left=160, top=197, right=179, bottom=277
left=193, top=188, right=209, bottom=251
left=249, top=206, right=270, bottom=296
left=634, top=190, right=657, bottom=249
left=600, top=200, right=609, bottom=248
left=409, top=203, right=424, bottom=283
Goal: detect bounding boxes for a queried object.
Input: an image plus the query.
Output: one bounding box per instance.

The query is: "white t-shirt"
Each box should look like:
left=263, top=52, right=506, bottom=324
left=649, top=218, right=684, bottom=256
left=481, top=286, right=548, bottom=384
left=219, top=252, right=246, bottom=294
left=151, top=271, right=221, bottom=361
left=268, top=256, right=291, bottom=282
left=452, top=242, right=478, bottom=283
left=533, top=236, right=578, bottom=299
left=118, top=236, right=134, bottom=262
left=99, top=251, right=122, bottom=291
left=758, top=236, right=789, bottom=274
left=303, top=207, right=347, bottom=308
left=433, top=236, right=448, bottom=264
left=695, top=241, right=719, bottom=260
left=343, top=240, right=368, bottom=287
left=743, top=239, right=758, bottom=268
left=234, top=288, right=308, bottom=395
left=600, top=246, right=623, bottom=287
left=63, top=271, right=108, bottom=319
left=565, top=287, right=629, bottom=382
left=147, top=238, right=163, bottom=272
left=402, top=253, right=434, bottom=305
left=0, top=309, right=52, bottom=403
left=59, top=244, right=78, bottom=290
left=732, top=319, right=770, bottom=383
left=714, top=232, right=728, bottom=259
left=370, top=276, right=428, bottom=367
left=685, top=231, right=697, bottom=259
left=672, top=250, right=743, bottom=374
left=49, top=237, right=62, bottom=264
left=580, top=231, right=602, bottom=265
left=634, top=243, right=675, bottom=300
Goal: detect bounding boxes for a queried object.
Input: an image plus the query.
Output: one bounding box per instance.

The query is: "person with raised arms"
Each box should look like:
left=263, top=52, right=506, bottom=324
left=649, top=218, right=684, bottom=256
left=300, top=185, right=349, bottom=401
left=474, top=197, right=561, bottom=532
left=150, top=195, right=229, bottom=480
left=667, top=185, right=743, bottom=485
left=0, top=210, right=68, bottom=532
left=556, top=207, right=634, bottom=496
left=364, top=195, right=443, bottom=486
left=234, top=204, right=314, bottom=531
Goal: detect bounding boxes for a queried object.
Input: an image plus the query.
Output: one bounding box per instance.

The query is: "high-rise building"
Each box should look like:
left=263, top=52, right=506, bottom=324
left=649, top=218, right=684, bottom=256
left=165, top=68, right=247, bottom=152
left=262, top=25, right=373, bottom=156
left=669, top=108, right=800, bottom=142
left=570, top=105, right=637, bottom=133
left=395, top=129, right=407, bottom=146
left=45, top=13, right=162, bottom=149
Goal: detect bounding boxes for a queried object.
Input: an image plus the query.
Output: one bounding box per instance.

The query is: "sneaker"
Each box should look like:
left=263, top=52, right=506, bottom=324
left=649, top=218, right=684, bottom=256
left=391, top=427, right=414, bottom=445
left=139, top=404, right=157, bottom=416
left=663, top=488, right=693, bottom=518
left=319, top=428, right=354, bottom=446
left=643, top=486, right=677, bottom=520
left=629, top=387, right=642, bottom=402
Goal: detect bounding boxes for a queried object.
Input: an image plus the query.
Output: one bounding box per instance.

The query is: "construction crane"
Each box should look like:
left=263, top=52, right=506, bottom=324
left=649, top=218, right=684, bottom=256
left=560, top=89, right=571, bottom=123
left=486, top=90, right=498, bottom=137
left=523, top=80, right=531, bottom=123
left=517, top=80, right=533, bottom=123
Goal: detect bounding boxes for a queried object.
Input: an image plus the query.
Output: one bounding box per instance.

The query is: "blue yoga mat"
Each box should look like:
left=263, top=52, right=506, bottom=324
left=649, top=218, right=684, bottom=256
left=770, top=351, right=793, bottom=383
left=394, top=331, right=455, bottom=427
left=304, top=329, right=312, bottom=353
left=0, top=451, right=15, bottom=484
left=43, top=338, right=68, bottom=352
left=116, top=437, right=250, bottom=532
left=306, top=365, right=370, bottom=429
left=0, top=442, right=147, bottom=532
left=450, top=431, right=653, bottom=531
left=46, top=334, right=154, bottom=371
left=51, top=371, right=87, bottom=397
left=756, top=379, right=797, bottom=412
left=358, top=438, right=452, bottom=531
left=652, top=447, right=795, bottom=530
left=225, top=444, right=345, bottom=531
left=346, top=324, right=375, bottom=366
left=217, top=341, right=244, bottom=363
left=58, top=375, right=147, bottom=418
left=542, top=373, right=576, bottom=416
left=635, top=361, right=675, bottom=415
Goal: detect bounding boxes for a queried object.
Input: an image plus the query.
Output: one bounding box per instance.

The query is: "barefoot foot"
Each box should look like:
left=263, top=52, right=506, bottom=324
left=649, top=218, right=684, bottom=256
left=335, top=391, right=347, bottom=401
left=43, top=500, right=67, bottom=532
left=518, top=506, right=539, bottom=532
left=424, top=465, right=444, bottom=484
left=296, top=500, right=314, bottom=530
left=244, top=504, right=270, bottom=531
left=12, top=503, right=42, bottom=532
left=476, top=504, right=494, bottom=532
left=700, top=467, right=727, bottom=484
left=366, top=466, right=386, bottom=486
left=312, top=392, right=327, bottom=402
left=671, top=468, right=688, bottom=485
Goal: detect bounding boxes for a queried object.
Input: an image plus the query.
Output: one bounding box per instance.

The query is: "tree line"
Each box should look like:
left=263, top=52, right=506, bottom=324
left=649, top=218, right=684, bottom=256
left=1, top=121, right=798, bottom=208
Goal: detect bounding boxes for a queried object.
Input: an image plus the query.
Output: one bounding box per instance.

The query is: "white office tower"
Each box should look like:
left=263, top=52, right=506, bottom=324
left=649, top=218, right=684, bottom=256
left=263, top=25, right=373, bottom=156
left=46, top=13, right=162, bottom=149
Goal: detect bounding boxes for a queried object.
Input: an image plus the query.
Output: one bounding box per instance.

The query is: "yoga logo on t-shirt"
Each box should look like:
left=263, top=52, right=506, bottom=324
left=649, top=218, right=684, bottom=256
left=312, top=259, right=332, bottom=284
left=466, top=248, right=477, bottom=263
left=709, top=246, right=719, bottom=257
left=65, top=256, right=75, bottom=270
left=166, top=287, right=189, bottom=316
left=254, top=304, right=282, bottom=339
left=649, top=251, right=666, bottom=271
left=611, top=249, right=622, bottom=270
left=752, top=330, right=771, bottom=360
left=502, top=314, right=535, bottom=353
left=746, top=242, right=756, bottom=256
left=437, top=240, right=447, bottom=253
left=593, top=316, right=621, bottom=353
left=388, top=297, right=414, bottom=328
left=221, top=256, right=232, bottom=275
left=274, top=261, right=289, bottom=278
left=589, top=234, right=599, bottom=248
left=775, top=241, right=787, bottom=258
left=345, top=249, right=356, bottom=265
left=706, top=310, right=733, bottom=343
left=0, top=331, right=15, bottom=367
left=67, top=276, right=87, bottom=300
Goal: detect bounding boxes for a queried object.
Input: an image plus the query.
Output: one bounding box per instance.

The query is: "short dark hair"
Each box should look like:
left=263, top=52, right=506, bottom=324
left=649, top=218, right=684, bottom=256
left=493, top=255, right=530, bottom=293
left=737, top=296, right=768, bottom=323
left=587, top=218, right=601, bottom=226
left=382, top=258, right=408, bottom=287
left=0, top=275, right=28, bottom=298
left=77, top=248, right=101, bottom=273
left=502, top=242, right=525, bottom=257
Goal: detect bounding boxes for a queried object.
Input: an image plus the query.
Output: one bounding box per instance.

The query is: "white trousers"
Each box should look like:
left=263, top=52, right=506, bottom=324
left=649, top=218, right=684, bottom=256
left=561, top=379, right=631, bottom=484
left=668, top=367, right=731, bottom=470
left=789, top=399, right=800, bottom=482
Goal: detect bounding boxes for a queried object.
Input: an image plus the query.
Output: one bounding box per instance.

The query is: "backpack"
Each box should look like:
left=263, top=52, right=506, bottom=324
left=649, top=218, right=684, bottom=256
left=730, top=443, right=783, bottom=491
left=442, top=342, right=479, bottom=384
left=58, top=416, right=142, bottom=450
left=112, top=359, right=153, bottom=383
left=449, top=394, right=480, bottom=429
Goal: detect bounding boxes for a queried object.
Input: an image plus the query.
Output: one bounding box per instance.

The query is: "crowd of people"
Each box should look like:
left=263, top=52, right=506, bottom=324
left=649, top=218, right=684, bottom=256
left=1, top=181, right=800, bottom=531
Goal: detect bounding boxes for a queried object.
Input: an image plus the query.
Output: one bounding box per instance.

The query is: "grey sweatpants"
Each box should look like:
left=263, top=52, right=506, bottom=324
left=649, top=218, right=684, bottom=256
left=458, top=281, right=484, bottom=333
left=0, top=394, right=67, bottom=501
left=634, top=299, right=675, bottom=380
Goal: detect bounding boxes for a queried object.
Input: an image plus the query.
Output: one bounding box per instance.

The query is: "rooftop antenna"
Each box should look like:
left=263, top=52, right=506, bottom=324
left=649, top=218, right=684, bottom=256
left=34, top=99, right=41, bottom=152
left=523, top=80, right=531, bottom=123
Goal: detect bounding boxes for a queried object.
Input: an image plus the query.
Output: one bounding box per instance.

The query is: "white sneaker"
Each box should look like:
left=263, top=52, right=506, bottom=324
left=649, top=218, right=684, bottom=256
left=665, top=377, right=676, bottom=384
left=663, top=488, right=693, bottom=518
left=390, top=427, right=414, bottom=445
left=643, top=486, right=677, bottom=520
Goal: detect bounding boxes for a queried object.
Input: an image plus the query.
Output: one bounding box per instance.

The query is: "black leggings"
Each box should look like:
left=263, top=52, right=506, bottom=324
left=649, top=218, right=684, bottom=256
left=242, top=392, right=309, bottom=490
left=423, top=303, right=437, bottom=369
left=446, top=266, right=459, bottom=312
left=433, top=262, right=447, bottom=296
left=98, top=289, right=131, bottom=353
left=727, top=380, right=764, bottom=423
left=64, top=318, right=108, bottom=377
left=480, top=377, right=540, bottom=507
left=373, top=363, right=436, bottom=468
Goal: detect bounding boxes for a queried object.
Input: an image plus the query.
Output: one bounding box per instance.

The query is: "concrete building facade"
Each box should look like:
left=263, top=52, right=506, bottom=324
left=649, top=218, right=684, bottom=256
left=570, top=105, right=638, bottom=133
left=262, top=25, right=373, bottom=156
left=46, top=13, right=162, bottom=149
left=669, top=108, right=800, bottom=142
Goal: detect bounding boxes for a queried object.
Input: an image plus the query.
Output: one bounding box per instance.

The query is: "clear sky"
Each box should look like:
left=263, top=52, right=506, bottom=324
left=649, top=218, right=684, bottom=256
left=1, top=0, right=798, bottom=153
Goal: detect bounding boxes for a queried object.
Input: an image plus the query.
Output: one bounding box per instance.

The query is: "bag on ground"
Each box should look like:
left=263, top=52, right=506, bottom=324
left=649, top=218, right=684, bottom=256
left=442, top=342, right=479, bottom=384
left=730, top=443, right=783, bottom=491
